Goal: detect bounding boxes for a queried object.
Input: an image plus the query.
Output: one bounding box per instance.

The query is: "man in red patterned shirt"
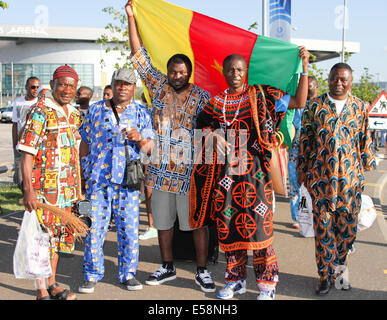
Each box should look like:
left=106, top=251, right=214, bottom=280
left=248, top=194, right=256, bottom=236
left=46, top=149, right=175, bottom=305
left=19, top=65, right=81, bottom=300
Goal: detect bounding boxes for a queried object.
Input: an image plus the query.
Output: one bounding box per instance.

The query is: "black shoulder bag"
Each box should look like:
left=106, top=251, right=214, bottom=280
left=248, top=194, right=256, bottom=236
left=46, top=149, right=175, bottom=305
left=110, top=99, right=145, bottom=190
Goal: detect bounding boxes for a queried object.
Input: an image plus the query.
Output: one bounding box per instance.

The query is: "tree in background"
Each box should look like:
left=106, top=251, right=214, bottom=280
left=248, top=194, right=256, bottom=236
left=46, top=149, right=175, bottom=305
left=351, top=67, right=381, bottom=103
left=97, top=6, right=145, bottom=100
left=308, top=60, right=329, bottom=95
left=97, top=6, right=131, bottom=69
left=0, top=2, right=8, bottom=9
left=308, top=55, right=381, bottom=103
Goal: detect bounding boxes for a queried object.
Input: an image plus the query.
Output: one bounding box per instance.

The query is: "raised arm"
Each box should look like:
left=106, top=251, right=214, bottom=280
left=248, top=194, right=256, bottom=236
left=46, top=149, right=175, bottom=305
left=125, top=0, right=142, bottom=55
left=288, top=46, right=310, bottom=109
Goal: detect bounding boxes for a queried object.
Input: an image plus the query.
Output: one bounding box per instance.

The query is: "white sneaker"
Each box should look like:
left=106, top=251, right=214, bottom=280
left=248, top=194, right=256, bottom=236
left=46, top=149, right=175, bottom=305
left=195, top=269, right=216, bottom=292
left=335, top=266, right=351, bottom=290
left=257, top=290, right=275, bottom=300
left=139, top=227, right=158, bottom=240
left=145, top=265, right=176, bottom=285
left=217, top=280, right=246, bottom=299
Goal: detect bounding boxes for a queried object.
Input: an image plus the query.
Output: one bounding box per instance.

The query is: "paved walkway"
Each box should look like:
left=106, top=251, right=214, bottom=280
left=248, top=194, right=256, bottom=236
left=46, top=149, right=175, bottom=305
left=0, top=157, right=386, bottom=302
left=0, top=151, right=386, bottom=306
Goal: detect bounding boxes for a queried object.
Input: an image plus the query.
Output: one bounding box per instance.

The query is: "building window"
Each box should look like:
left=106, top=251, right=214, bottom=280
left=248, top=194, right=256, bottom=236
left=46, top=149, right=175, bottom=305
left=1, top=63, right=94, bottom=97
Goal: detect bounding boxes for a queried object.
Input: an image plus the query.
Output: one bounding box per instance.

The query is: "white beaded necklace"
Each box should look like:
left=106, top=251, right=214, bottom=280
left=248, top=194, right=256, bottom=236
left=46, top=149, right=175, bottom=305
left=222, top=85, right=245, bottom=127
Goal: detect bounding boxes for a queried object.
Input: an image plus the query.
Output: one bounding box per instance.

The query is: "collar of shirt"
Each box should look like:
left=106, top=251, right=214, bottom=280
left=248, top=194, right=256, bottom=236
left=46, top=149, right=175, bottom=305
left=327, top=93, right=347, bottom=115
left=45, top=97, right=77, bottom=119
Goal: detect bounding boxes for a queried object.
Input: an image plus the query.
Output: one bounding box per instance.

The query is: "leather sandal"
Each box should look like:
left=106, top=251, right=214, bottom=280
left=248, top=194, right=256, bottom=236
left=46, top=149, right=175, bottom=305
left=47, top=283, right=77, bottom=300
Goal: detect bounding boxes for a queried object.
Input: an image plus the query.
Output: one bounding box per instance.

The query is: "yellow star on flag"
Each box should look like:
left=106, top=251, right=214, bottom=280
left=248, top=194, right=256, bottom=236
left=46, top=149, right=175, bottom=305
left=211, top=59, right=223, bottom=74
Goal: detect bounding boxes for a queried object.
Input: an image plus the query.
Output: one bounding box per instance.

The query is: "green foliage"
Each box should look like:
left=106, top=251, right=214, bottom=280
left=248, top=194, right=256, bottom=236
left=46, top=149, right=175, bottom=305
left=0, top=184, right=24, bottom=216
left=351, top=67, right=381, bottom=103
left=308, top=63, right=329, bottom=95
left=248, top=22, right=259, bottom=32
left=97, top=6, right=132, bottom=69
left=0, top=1, right=8, bottom=9
left=308, top=54, right=381, bottom=102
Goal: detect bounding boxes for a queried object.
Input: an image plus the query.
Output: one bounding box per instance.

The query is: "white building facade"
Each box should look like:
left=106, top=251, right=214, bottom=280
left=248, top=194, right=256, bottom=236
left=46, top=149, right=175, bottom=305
left=0, top=24, right=126, bottom=105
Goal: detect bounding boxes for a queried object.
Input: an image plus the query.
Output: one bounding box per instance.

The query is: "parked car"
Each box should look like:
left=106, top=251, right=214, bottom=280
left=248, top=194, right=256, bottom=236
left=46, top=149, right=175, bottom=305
left=0, top=107, right=13, bottom=123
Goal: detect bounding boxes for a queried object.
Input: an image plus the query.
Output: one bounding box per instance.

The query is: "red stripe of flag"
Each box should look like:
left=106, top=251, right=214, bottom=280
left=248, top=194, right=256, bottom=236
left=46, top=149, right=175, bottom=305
left=189, top=12, right=258, bottom=96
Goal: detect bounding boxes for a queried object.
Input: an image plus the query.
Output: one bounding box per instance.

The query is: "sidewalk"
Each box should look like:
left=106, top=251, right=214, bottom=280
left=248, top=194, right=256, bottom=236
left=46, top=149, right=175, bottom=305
left=0, top=153, right=386, bottom=301
left=365, top=152, right=387, bottom=208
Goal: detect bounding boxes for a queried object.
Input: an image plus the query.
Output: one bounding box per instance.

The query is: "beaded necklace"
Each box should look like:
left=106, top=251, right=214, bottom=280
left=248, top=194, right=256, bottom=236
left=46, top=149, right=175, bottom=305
left=221, top=85, right=245, bottom=126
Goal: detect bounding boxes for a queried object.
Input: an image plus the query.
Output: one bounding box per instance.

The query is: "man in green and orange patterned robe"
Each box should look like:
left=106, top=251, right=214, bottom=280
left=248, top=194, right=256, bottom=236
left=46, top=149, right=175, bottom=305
left=297, top=63, right=376, bottom=295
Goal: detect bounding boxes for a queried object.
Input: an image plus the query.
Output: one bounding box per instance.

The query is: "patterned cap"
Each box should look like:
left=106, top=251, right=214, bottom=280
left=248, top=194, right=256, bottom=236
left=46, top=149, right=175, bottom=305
left=53, top=65, right=79, bottom=81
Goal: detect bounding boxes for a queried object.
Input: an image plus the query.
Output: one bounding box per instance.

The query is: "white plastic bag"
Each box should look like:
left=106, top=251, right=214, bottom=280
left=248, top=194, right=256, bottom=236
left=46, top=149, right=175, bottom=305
left=13, top=210, right=52, bottom=279
left=358, top=195, right=377, bottom=231
left=297, top=183, right=314, bottom=237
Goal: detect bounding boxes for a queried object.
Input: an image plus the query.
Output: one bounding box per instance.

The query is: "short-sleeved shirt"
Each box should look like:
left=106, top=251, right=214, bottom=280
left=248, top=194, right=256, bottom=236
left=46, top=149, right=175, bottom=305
left=131, top=47, right=211, bottom=195
left=11, top=96, right=38, bottom=135
left=18, top=97, right=81, bottom=207
left=79, top=100, right=154, bottom=193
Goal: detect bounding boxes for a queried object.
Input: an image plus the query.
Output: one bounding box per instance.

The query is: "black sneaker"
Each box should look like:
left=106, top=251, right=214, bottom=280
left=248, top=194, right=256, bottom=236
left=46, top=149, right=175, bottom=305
left=78, top=280, right=96, bottom=294
left=195, top=269, right=216, bottom=292
left=145, top=265, right=176, bottom=285
left=122, top=278, right=143, bottom=291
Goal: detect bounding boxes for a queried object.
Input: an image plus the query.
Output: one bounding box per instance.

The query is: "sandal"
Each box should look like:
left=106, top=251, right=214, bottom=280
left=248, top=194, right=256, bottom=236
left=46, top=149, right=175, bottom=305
left=36, top=295, right=52, bottom=300
left=47, top=283, right=77, bottom=300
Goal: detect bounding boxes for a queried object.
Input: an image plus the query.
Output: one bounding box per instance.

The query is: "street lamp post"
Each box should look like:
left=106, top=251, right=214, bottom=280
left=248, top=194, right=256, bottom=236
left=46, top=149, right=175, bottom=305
left=262, top=0, right=267, bottom=36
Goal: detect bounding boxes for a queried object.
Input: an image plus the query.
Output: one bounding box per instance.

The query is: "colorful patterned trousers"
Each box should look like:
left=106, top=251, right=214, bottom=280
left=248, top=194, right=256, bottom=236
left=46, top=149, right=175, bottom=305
left=83, top=184, right=140, bottom=283
left=224, top=245, right=279, bottom=291
left=313, top=194, right=361, bottom=282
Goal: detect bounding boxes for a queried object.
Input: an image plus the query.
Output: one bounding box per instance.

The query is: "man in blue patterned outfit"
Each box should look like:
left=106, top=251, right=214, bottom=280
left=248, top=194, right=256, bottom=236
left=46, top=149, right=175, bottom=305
left=78, top=69, right=154, bottom=293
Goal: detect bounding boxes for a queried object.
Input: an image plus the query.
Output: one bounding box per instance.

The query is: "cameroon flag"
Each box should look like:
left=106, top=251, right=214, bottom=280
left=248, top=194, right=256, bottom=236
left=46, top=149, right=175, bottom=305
left=132, top=0, right=303, bottom=146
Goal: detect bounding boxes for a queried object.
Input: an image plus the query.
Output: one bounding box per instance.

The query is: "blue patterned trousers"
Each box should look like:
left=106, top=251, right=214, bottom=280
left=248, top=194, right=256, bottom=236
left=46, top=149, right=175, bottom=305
left=288, top=158, right=300, bottom=222
left=82, top=184, right=140, bottom=283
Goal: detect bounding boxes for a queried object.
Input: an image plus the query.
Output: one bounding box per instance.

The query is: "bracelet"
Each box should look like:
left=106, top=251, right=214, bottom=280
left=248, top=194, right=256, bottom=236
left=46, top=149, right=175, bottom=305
left=300, top=72, right=308, bottom=76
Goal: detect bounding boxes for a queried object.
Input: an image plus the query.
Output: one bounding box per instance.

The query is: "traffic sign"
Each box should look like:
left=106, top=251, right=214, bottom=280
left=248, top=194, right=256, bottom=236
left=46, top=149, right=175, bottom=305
left=369, top=91, right=387, bottom=117
left=369, top=117, right=387, bottom=130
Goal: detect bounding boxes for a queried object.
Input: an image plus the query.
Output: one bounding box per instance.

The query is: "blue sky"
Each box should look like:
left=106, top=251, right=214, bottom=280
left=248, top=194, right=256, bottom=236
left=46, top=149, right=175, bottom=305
left=1, top=0, right=386, bottom=82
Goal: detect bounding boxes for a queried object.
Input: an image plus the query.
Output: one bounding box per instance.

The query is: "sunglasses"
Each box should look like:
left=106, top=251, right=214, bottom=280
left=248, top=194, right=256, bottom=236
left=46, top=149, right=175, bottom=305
left=30, top=86, right=40, bottom=89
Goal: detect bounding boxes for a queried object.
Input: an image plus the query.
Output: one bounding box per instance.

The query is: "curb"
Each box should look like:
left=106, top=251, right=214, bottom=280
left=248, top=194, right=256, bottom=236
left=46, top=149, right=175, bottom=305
left=375, top=170, right=387, bottom=204
left=374, top=153, right=387, bottom=205
left=372, top=153, right=387, bottom=242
